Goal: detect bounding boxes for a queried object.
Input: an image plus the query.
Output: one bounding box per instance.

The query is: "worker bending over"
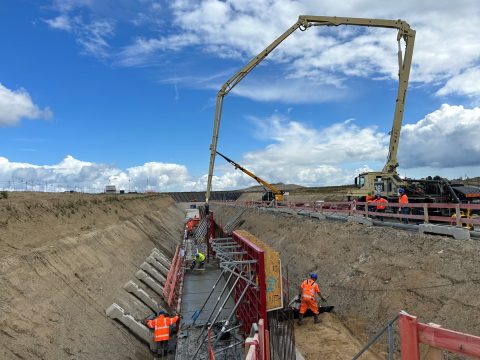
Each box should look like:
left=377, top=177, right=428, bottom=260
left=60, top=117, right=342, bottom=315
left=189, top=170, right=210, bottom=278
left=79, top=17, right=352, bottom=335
left=190, top=251, right=206, bottom=270
left=145, top=311, right=180, bottom=357
left=298, top=273, right=326, bottom=325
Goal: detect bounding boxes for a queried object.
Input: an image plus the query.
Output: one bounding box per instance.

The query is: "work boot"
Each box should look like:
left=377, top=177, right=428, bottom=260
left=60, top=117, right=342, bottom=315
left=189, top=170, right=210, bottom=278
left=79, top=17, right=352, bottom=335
left=298, top=314, right=304, bottom=326
left=314, top=314, right=320, bottom=324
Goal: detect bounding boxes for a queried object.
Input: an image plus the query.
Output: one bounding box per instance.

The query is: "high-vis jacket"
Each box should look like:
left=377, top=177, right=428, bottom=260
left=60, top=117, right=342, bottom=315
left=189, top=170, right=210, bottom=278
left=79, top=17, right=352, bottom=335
left=196, top=252, right=206, bottom=262
left=399, top=194, right=408, bottom=205
left=375, top=197, right=388, bottom=210
left=301, top=279, right=320, bottom=300
left=147, top=314, right=179, bottom=342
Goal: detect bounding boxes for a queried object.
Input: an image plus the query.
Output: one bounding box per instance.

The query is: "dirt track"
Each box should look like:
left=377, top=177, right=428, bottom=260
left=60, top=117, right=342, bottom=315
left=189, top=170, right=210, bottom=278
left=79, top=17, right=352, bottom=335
left=212, top=204, right=480, bottom=359
left=0, top=193, right=184, bottom=360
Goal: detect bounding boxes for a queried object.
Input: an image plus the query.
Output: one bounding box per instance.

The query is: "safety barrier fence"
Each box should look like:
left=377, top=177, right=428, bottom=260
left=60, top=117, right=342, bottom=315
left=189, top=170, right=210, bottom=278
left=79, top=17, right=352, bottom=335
left=213, top=200, right=480, bottom=227
left=352, top=311, right=480, bottom=359
left=163, top=244, right=185, bottom=311
left=245, top=319, right=267, bottom=360
left=399, top=311, right=480, bottom=359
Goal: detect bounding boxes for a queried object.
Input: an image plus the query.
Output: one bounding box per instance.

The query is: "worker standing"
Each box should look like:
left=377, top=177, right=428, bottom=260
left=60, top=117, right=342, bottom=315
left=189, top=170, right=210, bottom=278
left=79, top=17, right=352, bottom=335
left=298, top=273, right=326, bottom=325
left=374, top=193, right=388, bottom=221
left=398, top=188, right=409, bottom=223
left=186, top=218, right=194, bottom=236
left=190, top=251, right=206, bottom=270
left=145, top=311, right=180, bottom=357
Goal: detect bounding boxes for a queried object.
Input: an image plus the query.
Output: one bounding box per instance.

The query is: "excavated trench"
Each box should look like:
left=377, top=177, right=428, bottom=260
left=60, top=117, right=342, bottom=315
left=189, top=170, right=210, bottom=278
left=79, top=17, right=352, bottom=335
left=0, top=193, right=184, bottom=360
left=211, top=203, right=480, bottom=359
left=2, top=192, right=479, bottom=360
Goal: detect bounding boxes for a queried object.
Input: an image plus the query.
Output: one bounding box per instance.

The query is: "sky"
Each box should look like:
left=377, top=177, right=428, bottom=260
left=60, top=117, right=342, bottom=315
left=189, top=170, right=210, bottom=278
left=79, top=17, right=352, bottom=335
left=1, top=0, right=480, bottom=192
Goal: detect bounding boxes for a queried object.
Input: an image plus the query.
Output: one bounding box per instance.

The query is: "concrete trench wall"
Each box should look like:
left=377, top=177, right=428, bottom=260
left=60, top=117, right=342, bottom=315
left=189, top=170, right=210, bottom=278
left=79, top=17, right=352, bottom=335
left=211, top=204, right=480, bottom=341
left=0, top=198, right=184, bottom=360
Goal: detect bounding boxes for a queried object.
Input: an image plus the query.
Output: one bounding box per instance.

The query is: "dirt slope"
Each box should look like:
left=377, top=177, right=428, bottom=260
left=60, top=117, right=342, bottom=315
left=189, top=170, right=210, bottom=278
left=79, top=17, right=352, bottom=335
left=0, top=193, right=184, bottom=360
left=212, top=204, right=480, bottom=358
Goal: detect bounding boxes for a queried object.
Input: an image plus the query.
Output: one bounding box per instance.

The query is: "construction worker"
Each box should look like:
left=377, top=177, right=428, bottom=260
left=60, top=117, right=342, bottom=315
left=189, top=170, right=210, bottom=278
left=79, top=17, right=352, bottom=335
left=374, top=193, right=388, bottom=221
left=190, top=251, right=206, bottom=270
left=398, top=188, right=409, bottom=223
left=186, top=218, right=194, bottom=236
left=145, top=310, right=180, bottom=357
left=298, top=273, right=326, bottom=325
left=365, top=192, right=375, bottom=214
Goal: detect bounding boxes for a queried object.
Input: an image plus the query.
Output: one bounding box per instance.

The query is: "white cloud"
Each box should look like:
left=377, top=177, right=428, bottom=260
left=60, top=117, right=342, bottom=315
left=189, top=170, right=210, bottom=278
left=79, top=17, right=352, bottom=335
left=436, top=67, right=480, bottom=98
left=45, top=12, right=115, bottom=58
left=118, top=0, right=480, bottom=99
left=0, top=83, right=53, bottom=126
left=399, top=104, right=480, bottom=168
left=1, top=104, right=478, bottom=191
left=0, top=155, right=195, bottom=192
left=44, top=14, right=72, bottom=31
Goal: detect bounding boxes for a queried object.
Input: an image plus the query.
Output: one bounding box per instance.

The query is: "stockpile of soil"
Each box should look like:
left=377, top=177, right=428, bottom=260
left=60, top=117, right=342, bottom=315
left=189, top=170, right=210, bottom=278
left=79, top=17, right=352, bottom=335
left=212, top=204, right=480, bottom=359
left=0, top=193, right=184, bottom=360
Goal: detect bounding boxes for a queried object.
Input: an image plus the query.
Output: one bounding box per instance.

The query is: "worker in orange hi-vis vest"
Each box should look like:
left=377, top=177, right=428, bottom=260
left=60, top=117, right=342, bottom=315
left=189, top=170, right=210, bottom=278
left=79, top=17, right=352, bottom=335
left=145, top=311, right=180, bottom=357
left=374, top=193, right=388, bottom=221
left=398, top=188, right=410, bottom=224
left=298, top=273, right=326, bottom=325
left=187, top=218, right=194, bottom=235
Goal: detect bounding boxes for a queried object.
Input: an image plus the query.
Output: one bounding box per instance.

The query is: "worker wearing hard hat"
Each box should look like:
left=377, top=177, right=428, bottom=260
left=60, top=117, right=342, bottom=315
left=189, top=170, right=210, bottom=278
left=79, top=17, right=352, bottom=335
left=298, top=273, right=326, bottom=325
left=398, top=188, right=409, bottom=223
left=144, top=310, right=180, bottom=356
left=190, top=251, right=206, bottom=270
left=374, top=193, right=388, bottom=221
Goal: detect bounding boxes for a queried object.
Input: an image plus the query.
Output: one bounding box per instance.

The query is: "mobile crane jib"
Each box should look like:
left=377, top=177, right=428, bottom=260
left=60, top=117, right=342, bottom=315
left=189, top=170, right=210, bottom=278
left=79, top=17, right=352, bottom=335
left=215, top=151, right=285, bottom=202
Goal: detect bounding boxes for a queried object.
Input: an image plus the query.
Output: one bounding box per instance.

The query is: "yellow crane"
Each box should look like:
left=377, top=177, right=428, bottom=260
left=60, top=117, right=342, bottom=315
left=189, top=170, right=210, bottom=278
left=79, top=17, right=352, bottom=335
left=215, top=151, right=285, bottom=202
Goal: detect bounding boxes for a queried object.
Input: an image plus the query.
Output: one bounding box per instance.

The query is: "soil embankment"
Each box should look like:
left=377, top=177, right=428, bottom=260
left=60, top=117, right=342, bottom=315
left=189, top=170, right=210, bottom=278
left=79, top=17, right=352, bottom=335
left=0, top=193, right=184, bottom=360
left=212, top=204, right=480, bottom=359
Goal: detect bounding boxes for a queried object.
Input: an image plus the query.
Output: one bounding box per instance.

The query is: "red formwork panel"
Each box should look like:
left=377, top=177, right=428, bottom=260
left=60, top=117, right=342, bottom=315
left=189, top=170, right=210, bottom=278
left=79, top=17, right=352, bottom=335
left=231, top=231, right=267, bottom=338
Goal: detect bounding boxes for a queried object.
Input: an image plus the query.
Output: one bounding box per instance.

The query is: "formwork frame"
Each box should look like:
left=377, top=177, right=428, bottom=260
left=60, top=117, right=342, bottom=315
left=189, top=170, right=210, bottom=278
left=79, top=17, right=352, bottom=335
left=231, top=231, right=268, bottom=337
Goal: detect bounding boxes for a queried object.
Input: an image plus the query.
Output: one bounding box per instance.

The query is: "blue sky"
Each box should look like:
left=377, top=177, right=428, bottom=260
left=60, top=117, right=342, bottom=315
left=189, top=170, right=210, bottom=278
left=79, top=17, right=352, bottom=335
left=1, top=0, right=479, bottom=192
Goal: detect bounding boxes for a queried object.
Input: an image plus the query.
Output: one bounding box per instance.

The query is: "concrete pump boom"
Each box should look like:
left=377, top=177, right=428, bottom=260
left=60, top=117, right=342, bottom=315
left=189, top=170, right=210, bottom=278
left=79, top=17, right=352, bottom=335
left=215, top=150, right=284, bottom=201
left=205, top=15, right=416, bottom=203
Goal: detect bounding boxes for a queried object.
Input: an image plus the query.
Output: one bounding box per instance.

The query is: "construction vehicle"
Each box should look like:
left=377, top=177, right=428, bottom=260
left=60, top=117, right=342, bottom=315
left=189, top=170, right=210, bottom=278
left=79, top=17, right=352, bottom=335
left=205, top=15, right=419, bottom=204
left=215, top=150, right=285, bottom=202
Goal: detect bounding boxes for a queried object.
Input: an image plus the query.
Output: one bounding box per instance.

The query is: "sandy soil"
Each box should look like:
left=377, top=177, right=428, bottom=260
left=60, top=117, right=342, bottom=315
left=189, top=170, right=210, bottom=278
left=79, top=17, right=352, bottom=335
left=212, top=204, right=480, bottom=358
left=0, top=193, right=184, bottom=360
left=295, top=313, right=383, bottom=360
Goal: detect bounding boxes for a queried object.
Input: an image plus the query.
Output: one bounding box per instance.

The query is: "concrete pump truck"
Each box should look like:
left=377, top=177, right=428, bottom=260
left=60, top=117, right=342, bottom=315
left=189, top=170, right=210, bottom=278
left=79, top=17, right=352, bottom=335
left=204, top=15, right=480, bottom=209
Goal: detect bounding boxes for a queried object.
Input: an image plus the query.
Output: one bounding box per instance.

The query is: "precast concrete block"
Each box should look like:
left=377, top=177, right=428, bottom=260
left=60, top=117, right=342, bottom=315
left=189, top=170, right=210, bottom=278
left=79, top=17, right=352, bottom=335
left=105, top=303, right=154, bottom=349
left=135, top=270, right=164, bottom=297
left=419, top=224, right=470, bottom=240
left=347, top=216, right=373, bottom=226
left=147, top=254, right=169, bottom=277
left=310, top=212, right=326, bottom=220
left=124, top=281, right=162, bottom=313
left=140, top=262, right=167, bottom=286
left=151, top=248, right=171, bottom=267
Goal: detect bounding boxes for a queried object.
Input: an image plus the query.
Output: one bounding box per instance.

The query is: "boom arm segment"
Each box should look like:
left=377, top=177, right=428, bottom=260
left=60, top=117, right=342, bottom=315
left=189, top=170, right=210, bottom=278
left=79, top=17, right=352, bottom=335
left=215, top=151, right=283, bottom=196
left=205, top=15, right=416, bottom=203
